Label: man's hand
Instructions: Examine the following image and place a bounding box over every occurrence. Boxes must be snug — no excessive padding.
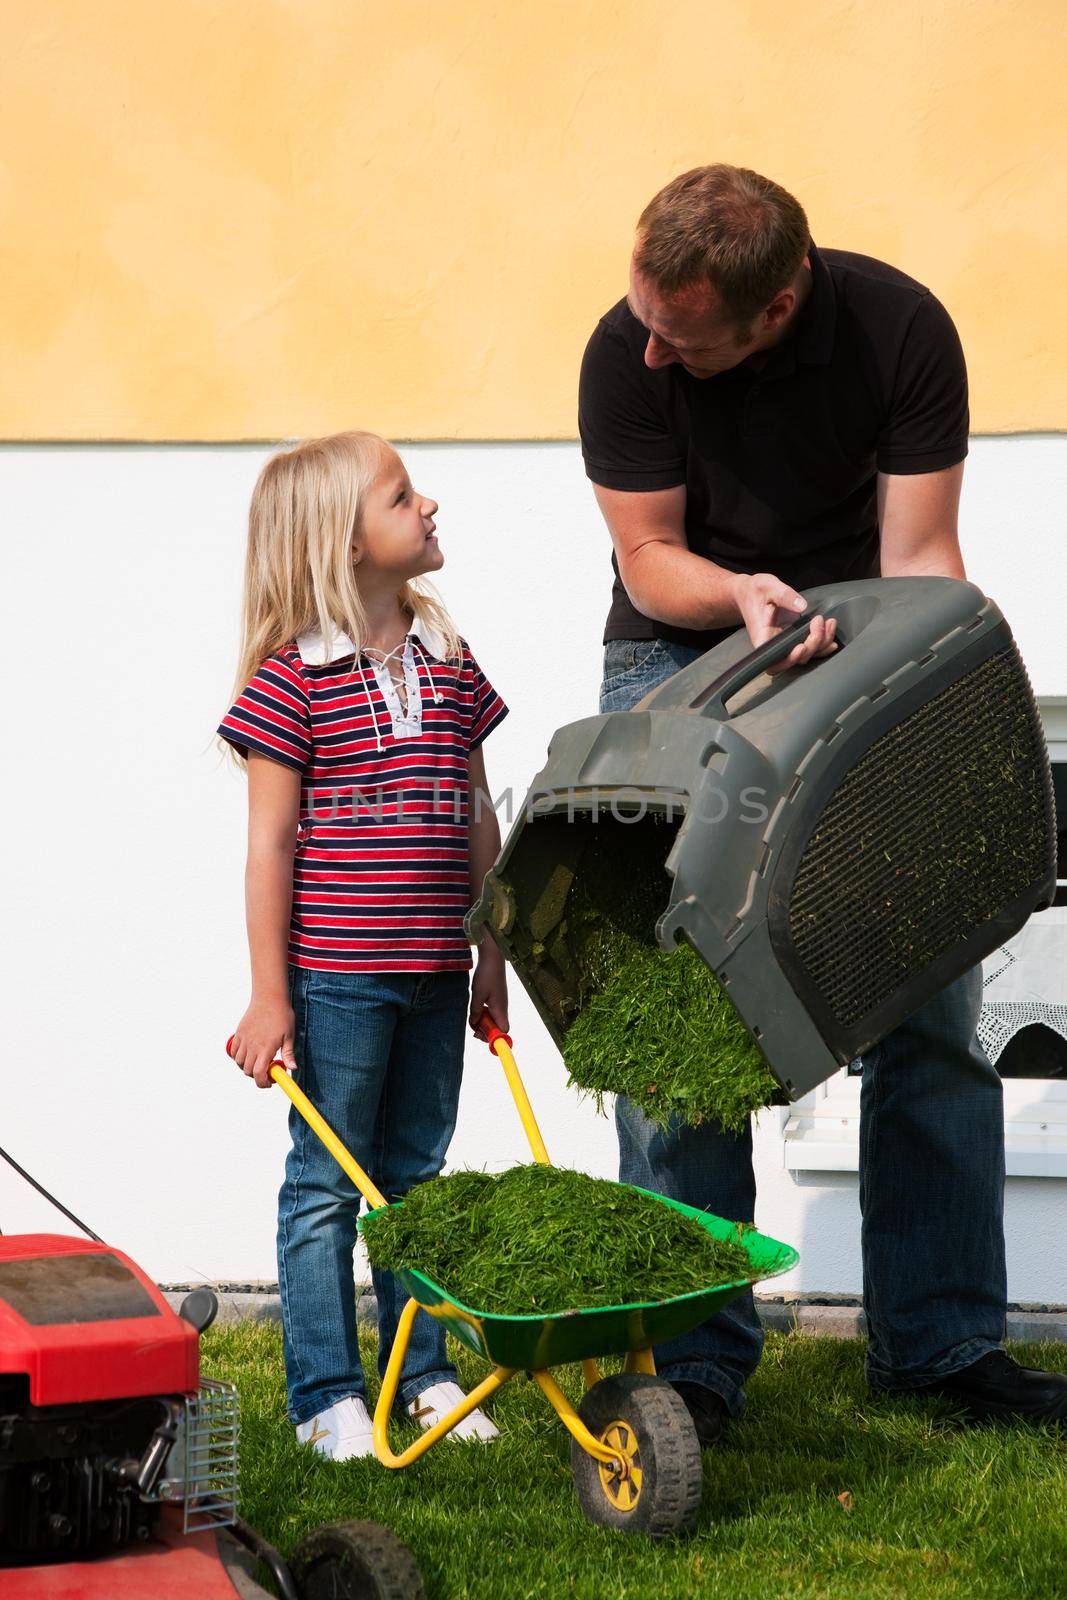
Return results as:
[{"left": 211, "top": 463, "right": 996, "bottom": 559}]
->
[{"left": 731, "top": 572, "right": 838, "bottom": 674}]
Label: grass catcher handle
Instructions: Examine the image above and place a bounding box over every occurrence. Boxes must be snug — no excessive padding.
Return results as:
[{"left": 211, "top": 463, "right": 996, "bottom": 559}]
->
[
  {"left": 225, "top": 1034, "right": 388, "bottom": 1210},
  {"left": 692, "top": 611, "right": 819, "bottom": 720},
  {"left": 473, "top": 1005, "right": 552, "bottom": 1166}
]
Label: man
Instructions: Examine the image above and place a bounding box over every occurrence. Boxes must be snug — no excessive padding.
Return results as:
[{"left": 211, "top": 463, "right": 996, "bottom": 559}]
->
[{"left": 579, "top": 163, "right": 1067, "bottom": 1443}]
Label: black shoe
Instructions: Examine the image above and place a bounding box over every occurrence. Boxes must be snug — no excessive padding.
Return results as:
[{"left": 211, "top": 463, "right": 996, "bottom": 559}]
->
[
  {"left": 906, "top": 1349, "right": 1067, "bottom": 1423},
  {"left": 671, "top": 1380, "right": 729, "bottom": 1447}
]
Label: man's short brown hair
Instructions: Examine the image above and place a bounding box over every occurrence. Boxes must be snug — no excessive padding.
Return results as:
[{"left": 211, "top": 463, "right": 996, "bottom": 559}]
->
[{"left": 635, "top": 164, "right": 810, "bottom": 327}]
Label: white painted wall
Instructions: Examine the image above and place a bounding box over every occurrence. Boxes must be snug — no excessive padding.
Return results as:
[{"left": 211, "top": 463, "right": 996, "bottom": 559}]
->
[{"left": 1, "top": 438, "right": 1064, "bottom": 1300}]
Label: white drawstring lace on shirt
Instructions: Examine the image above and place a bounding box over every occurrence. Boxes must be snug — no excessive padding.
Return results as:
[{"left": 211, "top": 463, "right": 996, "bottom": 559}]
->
[{"left": 358, "top": 634, "right": 444, "bottom": 751}]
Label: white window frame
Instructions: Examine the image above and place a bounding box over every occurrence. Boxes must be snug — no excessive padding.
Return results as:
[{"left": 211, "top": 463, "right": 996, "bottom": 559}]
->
[{"left": 784, "top": 697, "right": 1067, "bottom": 1178}]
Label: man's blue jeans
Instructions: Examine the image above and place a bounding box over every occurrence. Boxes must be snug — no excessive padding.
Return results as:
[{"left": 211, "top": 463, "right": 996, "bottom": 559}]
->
[
  {"left": 278, "top": 964, "right": 469, "bottom": 1423},
  {"left": 601, "top": 637, "right": 1008, "bottom": 1412}
]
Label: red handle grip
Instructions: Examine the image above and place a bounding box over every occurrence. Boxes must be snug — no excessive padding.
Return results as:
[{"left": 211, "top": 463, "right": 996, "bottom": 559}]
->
[{"left": 472, "top": 1004, "right": 512, "bottom": 1051}]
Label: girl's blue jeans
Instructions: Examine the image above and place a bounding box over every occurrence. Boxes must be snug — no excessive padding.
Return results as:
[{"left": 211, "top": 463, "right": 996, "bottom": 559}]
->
[
  {"left": 278, "top": 963, "right": 470, "bottom": 1424},
  {"left": 601, "top": 637, "right": 1007, "bottom": 1414}
]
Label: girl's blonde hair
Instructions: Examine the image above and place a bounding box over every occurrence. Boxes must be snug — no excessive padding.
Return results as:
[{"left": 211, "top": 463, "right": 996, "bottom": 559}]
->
[{"left": 219, "top": 430, "right": 461, "bottom": 764}]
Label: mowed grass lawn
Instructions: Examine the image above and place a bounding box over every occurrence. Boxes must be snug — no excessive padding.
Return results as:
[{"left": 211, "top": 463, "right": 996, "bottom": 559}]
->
[{"left": 203, "top": 1322, "right": 1067, "bottom": 1600}]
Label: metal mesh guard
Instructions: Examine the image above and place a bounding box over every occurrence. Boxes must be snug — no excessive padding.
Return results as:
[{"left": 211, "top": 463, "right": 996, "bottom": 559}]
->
[
  {"left": 787, "top": 647, "right": 1053, "bottom": 1029},
  {"left": 157, "top": 1377, "right": 238, "bottom": 1533}
]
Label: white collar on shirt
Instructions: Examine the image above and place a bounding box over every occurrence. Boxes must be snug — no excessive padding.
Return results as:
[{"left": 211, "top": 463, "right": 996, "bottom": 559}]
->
[{"left": 295, "top": 617, "right": 449, "bottom": 666}]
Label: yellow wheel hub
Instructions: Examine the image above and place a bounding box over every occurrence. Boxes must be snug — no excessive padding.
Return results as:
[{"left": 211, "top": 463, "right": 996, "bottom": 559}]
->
[{"left": 597, "top": 1420, "right": 643, "bottom": 1512}]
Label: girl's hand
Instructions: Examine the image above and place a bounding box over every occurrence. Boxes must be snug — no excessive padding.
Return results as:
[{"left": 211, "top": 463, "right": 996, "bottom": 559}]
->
[
  {"left": 230, "top": 998, "right": 298, "bottom": 1089},
  {"left": 470, "top": 943, "right": 509, "bottom": 1036}
]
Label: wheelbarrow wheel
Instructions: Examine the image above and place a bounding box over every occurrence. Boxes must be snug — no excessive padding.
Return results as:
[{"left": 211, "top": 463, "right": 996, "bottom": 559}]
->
[
  {"left": 570, "top": 1373, "right": 702, "bottom": 1537},
  {"left": 289, "top": 1519, "right": 426, "bottom": 1600}
]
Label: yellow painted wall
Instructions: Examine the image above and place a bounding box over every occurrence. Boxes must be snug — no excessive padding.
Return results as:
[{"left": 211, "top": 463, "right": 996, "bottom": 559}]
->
[{"left": 2, "top": 0, "right": 1064, "bottom": 439}]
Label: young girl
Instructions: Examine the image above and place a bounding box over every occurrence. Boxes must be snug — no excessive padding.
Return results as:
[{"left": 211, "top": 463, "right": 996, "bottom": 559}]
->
[{"left": 218, "top": 430, "right": 509, "bottom": 1460}]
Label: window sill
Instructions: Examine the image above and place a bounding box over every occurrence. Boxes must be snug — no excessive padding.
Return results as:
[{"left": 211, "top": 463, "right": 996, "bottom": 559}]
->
[{"left": 783, "top": 1106, "right": 1067, "bottom": 1177}]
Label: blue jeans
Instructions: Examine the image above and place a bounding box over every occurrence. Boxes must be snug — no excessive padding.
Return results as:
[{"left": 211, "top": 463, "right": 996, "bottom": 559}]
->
[
  {"left": 602, "top": 637, "right": 1007, "bottom": 1411},
  {"left": 278, "top": 964, "right": 470, "bottom": 1423}
]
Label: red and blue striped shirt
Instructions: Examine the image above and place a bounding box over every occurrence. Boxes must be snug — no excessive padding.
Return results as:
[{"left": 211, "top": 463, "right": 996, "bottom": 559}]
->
[{"left": 217, "top": 622, "right": 508, "bottom": 972}]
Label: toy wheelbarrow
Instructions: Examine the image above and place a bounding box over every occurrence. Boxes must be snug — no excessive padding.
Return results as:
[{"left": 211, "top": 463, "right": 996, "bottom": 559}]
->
[{"left": 226, "top": 1018, "right": 797, "bottom": 1537}]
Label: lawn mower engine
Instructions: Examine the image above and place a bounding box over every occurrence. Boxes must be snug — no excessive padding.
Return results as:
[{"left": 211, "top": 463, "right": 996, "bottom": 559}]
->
[
  {"left": 467, "top": 577, "right": 1058, "bottom": 1099},
  {"left": 0, "top": 1232, "right": 233, "bottom": 1568}
]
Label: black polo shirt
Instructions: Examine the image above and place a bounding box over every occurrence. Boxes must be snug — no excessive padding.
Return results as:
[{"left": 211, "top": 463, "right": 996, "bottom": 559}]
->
[{"left": 579, "top": 241, "right": 969, "bottom": 649}]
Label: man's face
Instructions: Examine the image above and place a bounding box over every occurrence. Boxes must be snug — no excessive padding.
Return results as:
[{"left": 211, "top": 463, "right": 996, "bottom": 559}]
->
[{"left": 627, "top": 260, "right": 767, "bottom": 379}]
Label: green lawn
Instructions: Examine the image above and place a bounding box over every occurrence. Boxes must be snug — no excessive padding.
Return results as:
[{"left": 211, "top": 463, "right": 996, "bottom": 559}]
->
[{"left": 203, "top": 1322, "right": 1067, "bottom": 1600}]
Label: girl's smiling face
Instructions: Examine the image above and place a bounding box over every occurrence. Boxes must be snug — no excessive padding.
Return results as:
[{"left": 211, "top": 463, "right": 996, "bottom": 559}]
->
[{"left": 355, "top": 448, "right": 442, "bottom": 578}]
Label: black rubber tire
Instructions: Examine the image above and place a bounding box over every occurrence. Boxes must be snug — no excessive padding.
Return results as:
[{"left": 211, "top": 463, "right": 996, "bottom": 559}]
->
[
  {"left": 289, "top": 1520, "right": 426, "bottom": 1600},
  {"left": 570, "top": 1373, "right": 702, "bottom": 1537}
]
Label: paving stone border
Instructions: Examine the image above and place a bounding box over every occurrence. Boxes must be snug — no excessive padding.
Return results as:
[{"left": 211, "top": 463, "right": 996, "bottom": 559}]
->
[{"left": 162, "top": 1284, "right": 1067, "bottom": 1343}]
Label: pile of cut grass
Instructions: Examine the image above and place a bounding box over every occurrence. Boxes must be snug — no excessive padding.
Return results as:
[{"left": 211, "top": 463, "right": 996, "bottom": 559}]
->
[
  {"left": 560, "top": 857, "right": 782, "bottom": 1133},
  {"left": 361, "top": 1163, "right": 756, "bottom": 1315},
  {"left": 564, "top": 940, "right": 783, "bottom": 1134}
]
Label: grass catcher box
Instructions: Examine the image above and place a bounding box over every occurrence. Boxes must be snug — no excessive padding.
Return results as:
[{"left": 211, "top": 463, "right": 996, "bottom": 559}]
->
[{"left": 466, "top": 578, "right": 1058, "bottom": 1101}]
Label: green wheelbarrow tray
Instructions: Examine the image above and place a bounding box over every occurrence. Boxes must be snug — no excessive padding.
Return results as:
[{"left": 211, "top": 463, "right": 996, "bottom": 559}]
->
[{"left": 360, "top": 1185, "right": 797, "bottom": 1370}]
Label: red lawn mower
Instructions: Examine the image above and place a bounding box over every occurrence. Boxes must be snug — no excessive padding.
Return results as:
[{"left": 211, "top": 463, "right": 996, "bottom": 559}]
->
[{"left": 0, "top": 1146, "right": 425, "bottom": 1599}]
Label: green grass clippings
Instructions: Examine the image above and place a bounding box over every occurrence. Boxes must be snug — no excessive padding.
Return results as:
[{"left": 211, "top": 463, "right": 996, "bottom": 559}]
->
[
  {"left": 563, "top": 939, "right": 782, "bottom": 1134},
  {"left": 557, "top": 839, "right": 781, "bottom": 1133},
  {"left": 361, "top": 1164, "right": 756, "bottom": 1315}
]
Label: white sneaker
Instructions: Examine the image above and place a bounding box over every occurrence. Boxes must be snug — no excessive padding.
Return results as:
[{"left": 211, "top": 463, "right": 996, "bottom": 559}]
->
[
  {"left": 295, "top": 1395, "right": 376, "bottom": 1461},
  {"left": 407, "top": 1380, "right": 499, "bottom": 1442}
]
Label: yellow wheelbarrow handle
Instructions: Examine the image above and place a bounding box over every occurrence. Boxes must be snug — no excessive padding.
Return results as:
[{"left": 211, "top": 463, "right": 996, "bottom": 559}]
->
[
  {"left": 472, "top": 1007, "right": 552, "bottom": 1165},
  {"left": 227, "top": 1008, "right": 551, "bottom": 1200},
  {"left": 225, "top": 1035, "right": 387, "bottom": 1210}
]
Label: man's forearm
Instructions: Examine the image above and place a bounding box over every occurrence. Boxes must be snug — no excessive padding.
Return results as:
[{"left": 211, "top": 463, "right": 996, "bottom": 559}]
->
[{"left": 623, "top": 539, "right": 747, "bottom": 630}]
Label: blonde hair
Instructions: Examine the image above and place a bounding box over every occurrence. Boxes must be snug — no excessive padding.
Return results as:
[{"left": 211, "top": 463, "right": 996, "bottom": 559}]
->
[{"left": 218, "top": 429, "right": 461, "bottom": 765}]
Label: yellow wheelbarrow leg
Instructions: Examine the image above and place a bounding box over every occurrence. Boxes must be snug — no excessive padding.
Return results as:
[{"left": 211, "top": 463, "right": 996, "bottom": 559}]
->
[
  {"left": 581, "top": 1358, "right": 603, "bottom": 1389},
  {"left": 373, "top": 1298, "right": 515, "bottom": 1467},
  {"left": 624, "top": 1347, "right": 656, "bottom": 1376},
  {"left": 531, "top": 1370, "right": 626, "bottom": 1472}
]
